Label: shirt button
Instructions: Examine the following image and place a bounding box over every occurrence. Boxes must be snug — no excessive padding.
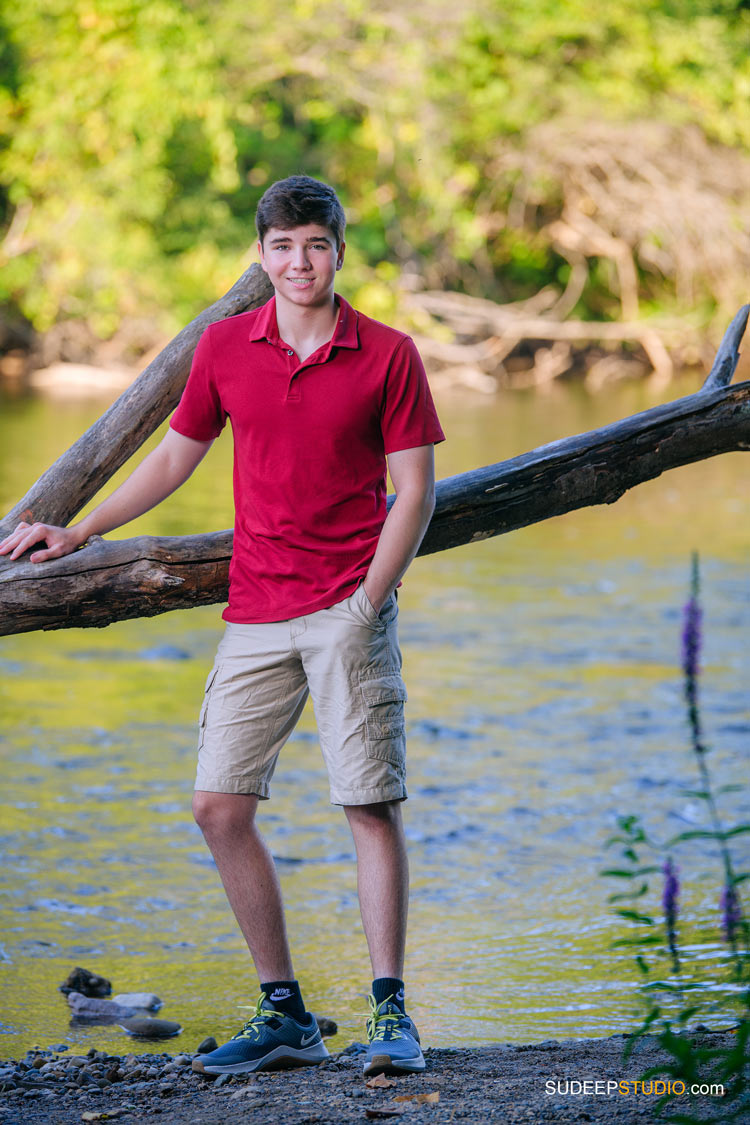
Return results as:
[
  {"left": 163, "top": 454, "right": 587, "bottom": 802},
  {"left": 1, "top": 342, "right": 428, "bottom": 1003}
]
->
[{"left": 287, "top": 349, "right": 294, "bottom": 356}]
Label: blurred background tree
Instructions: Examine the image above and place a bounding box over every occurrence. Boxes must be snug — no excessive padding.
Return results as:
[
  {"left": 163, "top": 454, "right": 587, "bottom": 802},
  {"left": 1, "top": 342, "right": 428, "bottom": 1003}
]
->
[{"left": 1, "top": 0, "right": 748, "bottom": 365}]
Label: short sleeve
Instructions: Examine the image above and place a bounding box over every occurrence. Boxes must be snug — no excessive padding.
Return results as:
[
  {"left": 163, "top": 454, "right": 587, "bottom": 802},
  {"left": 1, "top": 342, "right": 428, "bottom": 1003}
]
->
[
  {"left": 381, "top": 336, "right": 445, "bottom": 454},
  {"left": 170, "top": 325, "right": 227, "bottom": 442}
]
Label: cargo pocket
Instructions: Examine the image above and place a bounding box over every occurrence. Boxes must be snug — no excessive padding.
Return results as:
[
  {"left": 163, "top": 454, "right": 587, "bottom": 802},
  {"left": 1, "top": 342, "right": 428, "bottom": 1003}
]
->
[
  {"left": 360, "top": 671, "right": 407, "bottom": 765},
  {"left": 197, "top": 665, "right": 219, "bottom": 750}
]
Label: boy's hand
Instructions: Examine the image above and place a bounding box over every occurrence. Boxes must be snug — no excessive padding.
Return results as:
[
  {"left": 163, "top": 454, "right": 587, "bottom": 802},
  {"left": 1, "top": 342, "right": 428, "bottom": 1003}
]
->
[{"left": 0, "top": 521, "right": 85, "bottom": 563}]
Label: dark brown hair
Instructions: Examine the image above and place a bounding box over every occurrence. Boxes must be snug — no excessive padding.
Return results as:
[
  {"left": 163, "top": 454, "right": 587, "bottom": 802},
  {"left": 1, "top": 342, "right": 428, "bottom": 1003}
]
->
[{"left": 255, "top": 175, "right": 346, "bottom": 249}]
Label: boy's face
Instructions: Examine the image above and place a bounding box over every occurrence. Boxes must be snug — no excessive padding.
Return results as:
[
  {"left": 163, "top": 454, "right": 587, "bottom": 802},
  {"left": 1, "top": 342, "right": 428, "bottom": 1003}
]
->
[{"left": 258, "top": 224, "right": 345, "bottom": 311}]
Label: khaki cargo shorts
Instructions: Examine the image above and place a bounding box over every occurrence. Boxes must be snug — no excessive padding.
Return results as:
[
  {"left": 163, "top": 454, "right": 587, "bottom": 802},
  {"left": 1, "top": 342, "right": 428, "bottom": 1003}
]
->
[{"left": 194, "top": 583, "right": 407, "bottom": 806}]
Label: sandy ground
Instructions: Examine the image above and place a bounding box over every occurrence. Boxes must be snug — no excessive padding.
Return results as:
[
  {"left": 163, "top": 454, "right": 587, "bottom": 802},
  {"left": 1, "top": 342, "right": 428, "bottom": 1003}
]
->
[{"left": 0, "top": 1030, "right": 738, "bottom": 1124}]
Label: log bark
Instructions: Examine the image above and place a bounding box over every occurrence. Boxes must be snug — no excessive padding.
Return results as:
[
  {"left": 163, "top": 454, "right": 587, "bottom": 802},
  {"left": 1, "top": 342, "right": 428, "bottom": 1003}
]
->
[
  {"left": 0, "top": 265, "right": 273, "bottom": 541},
  {"left": 0, "top": 303, "right": 747, "bottom": 637}
]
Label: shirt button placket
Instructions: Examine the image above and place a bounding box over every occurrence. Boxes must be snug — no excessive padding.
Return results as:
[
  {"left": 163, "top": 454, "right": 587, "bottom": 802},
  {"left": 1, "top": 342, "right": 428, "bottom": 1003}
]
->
[{"left": 286, "top": 349, "right": 301, "bottom": 401}]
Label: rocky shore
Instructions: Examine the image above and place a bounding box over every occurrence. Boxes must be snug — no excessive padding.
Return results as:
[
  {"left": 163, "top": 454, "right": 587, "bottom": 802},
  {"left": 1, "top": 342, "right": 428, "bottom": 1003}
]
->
[{"left": 0, "top": 1029, "right": 736, "bottom": 1124}]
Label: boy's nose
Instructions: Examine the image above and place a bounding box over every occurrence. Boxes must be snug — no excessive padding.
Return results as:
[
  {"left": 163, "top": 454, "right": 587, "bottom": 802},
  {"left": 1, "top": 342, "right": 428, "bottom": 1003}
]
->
[{"left": 291, "top": 247, "right": 311, "bottom": 269}]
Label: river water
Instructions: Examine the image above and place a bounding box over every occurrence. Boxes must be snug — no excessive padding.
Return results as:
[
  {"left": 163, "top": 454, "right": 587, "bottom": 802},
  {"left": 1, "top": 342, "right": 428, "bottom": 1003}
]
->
[{"left": 0, "top": 376, "right": 748, "bottom": 1057}]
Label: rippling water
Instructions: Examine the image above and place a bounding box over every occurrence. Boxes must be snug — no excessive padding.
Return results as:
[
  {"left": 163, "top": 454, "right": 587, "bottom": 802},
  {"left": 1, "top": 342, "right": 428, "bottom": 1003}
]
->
[{"left": 1, "top": 376, "right": 748, "bottom": 1056}]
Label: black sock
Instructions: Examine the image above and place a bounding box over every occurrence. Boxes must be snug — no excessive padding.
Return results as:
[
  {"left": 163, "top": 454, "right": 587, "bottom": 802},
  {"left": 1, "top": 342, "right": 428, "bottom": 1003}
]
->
[
  {"left": 372, "top": 976, "right": 405, "bottom": 1013},
  {"left": 260, "top": 979, "right": 307, "bottom": 1022}
]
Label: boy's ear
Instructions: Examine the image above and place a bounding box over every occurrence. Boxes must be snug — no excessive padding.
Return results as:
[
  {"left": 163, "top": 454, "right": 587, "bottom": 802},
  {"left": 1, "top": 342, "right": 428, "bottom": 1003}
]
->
[
  {"left": 258, "top": 239, "right": 267, "bottom": 270},
  {"left": 336, "top": 240, "right": 346, "bottom": 270}
]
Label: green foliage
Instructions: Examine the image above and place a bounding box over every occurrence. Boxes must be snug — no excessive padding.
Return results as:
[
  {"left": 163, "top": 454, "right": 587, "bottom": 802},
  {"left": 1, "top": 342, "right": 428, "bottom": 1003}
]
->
[{"left": 1, "top": 0, "right": 749, "bottom": 343}]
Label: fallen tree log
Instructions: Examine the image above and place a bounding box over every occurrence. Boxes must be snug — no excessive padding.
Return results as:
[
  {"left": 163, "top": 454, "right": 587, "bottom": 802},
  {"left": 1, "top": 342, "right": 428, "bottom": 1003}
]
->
[
  {"left": 1, "top": 304, "right": 747, "bottom": 636},
  {"left": 0, "top": 265, "right": 273, "bottom": 541}
]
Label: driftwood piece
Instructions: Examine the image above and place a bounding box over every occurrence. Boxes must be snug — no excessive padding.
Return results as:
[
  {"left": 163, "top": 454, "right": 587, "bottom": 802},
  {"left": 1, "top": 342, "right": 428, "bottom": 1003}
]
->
[
  {"left": 0, "top": 302, "right": 747, "bottom": 637},
  {"left": 411, "top": 290, "right": 676, "bottom": 384},
  {"left": 0, "top": 265, "right": 273, "bottom": 541}
]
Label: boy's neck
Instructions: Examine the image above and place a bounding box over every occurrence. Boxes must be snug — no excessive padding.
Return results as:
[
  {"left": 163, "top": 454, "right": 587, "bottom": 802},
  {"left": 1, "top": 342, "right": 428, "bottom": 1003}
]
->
[{"left": 274, "top": 293, "right": 339, "bottom": 362}]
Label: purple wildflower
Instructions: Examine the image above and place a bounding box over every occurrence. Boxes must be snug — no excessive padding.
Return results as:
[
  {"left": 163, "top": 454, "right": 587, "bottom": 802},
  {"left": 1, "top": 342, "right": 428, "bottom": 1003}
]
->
[
  {"left": 681, "top": 595, "right": 702, "bottom": 686},
  {"left": 720, "top": 882, "right": 742, "bottom": 946},
  {"left": 662, "top": 857, "right": 680, "bottom": 973},
  {"left": 682, "top": 553, "right": 704, "bottom": 754}
]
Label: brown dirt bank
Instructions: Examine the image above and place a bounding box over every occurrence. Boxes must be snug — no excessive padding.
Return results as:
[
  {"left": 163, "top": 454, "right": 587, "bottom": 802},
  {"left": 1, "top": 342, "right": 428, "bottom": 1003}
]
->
[{"left": 0, "top": 1030, "right": 736, "bottom": 1124}]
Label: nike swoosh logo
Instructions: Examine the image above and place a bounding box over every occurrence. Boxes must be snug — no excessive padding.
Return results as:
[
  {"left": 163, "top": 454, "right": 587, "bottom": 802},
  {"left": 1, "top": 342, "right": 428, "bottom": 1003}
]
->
[{"left": 300, "top": 1030, "right": 320, "bottom": 1047}]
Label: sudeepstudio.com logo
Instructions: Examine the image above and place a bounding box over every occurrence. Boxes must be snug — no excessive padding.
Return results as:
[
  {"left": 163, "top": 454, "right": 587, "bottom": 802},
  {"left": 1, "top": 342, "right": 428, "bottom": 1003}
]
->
[{"left": 545, "top": 1079, "right": 725, "bottom": 1098}]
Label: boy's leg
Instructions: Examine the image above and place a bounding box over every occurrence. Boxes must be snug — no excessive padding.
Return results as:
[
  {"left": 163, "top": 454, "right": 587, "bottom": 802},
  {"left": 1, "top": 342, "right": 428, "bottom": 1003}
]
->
[
  {"left": 344, "top": 799, "right": 409, "bottom": 979},
  {"left": 190, "top": 622, "right": 329, "bottom": 1074},
  {"left": 192, "top": 791, "right": 294, "bottom": 981},
  {"left": 345, "top": 799, "right": 424, "bottom": 1076},
  {"left": 301, "top": 585, "right": 424, "bottom": 1075}
]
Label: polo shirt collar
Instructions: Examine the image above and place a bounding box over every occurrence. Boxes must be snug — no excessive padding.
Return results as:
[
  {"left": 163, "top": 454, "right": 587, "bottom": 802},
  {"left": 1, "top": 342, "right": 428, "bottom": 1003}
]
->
[{"left": 248, "top": 294, "right": 360, "bottom": 350}]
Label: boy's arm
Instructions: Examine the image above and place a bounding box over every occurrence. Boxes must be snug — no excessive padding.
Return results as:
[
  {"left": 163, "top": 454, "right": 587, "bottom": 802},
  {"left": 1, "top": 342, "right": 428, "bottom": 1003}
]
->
[
  {"left": 0, "top": 428, "right": 214, "bottom": 564},
  {"left": 363, "top": 444, "right": 436, "bottom": 613}
]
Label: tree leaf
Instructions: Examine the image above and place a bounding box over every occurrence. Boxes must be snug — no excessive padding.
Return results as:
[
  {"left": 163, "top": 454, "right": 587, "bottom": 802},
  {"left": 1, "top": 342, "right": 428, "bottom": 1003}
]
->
[
  {"left": 615, "top": 909, "right": 655, "bottom": 925},
  {"left": 366, "top": 1074, "right": 397, "bottom": 1089},
  {"left": 394, "top": 1092, "right": 440, "bottom": 1104}
]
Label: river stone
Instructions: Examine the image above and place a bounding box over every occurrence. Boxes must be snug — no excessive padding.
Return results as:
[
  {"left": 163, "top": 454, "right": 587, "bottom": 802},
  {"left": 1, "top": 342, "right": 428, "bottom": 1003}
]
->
[
  {"left": 67, "top": 992, "right": 136, "bottom": 1022},
  {"left": 313, "top": 1014, "right": 338, "bottom": 1037},
  {"left": 59, "top": 967, "right": 112, "bottom": 998},
  {"left": 118, "top": 1017, "right": 182, "bottom": 1039},
  {"left": 112, "top": 992, "right": 162, "bottom": 1011},
  {"left": 196, "top": 1037, "right": 218, "bottom": 1054}
]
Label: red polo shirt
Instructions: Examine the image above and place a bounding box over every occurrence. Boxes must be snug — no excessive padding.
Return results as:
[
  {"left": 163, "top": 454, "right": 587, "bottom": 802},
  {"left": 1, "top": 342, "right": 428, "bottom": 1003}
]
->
[{"left": 170, "top": 295, "right": 445, "bottom": 623}]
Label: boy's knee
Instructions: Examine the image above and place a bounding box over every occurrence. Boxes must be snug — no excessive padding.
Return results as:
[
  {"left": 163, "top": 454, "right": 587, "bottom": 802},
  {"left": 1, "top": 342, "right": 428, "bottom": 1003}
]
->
[
  {"left": 345, "top": 799, "right": 403, "bottom": 832},
  {"left": 192, "top": 790, "right": 258, "bottom": 837}
]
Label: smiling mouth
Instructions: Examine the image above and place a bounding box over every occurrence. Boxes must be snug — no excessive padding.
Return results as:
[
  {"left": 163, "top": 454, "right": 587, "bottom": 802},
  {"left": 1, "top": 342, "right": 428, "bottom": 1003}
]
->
[{"left": 288, "top": 277, "right": 314, "bottom": 284}]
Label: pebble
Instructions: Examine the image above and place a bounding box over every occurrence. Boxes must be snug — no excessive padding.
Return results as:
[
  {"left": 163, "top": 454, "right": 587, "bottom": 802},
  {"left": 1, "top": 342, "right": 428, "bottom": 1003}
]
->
[
  {"left": 112, "top": 992, "right": 162, "bottom": 1011},
  {"left": 197, "top": 1037, "right": 218, "bottom": 1054},
  {"left": 118, "top": 1018, "right": 182, "bottom": 1039}
]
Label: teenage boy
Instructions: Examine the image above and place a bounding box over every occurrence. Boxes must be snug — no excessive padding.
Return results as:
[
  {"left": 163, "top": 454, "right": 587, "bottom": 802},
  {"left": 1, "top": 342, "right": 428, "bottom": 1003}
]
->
[{"left": 0, "top": 175, "right": 445, "bottom": 1077}]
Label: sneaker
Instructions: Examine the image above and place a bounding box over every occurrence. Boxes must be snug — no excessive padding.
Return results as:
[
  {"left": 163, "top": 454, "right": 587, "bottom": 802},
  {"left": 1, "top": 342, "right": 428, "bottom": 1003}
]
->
[
  {"left": 363, "top": 993, "right": 426, "bottom": 1076},
  {"left": 192, "top": 993, "right": 329, "bottom": 1075}
]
